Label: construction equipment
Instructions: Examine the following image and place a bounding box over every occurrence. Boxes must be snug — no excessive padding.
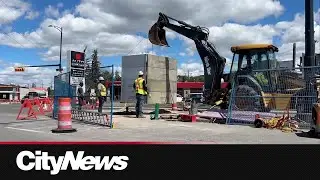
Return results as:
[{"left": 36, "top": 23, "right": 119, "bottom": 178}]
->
[
  {"left": 148, "top": 12, "right": 307, "bottom": 112},
  {"left": 254, "top": 111, "right": 299, "bottom": 133}
]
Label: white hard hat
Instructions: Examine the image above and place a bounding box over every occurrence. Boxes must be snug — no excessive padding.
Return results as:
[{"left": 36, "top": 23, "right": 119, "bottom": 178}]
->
[
  {"left": 99, "top": 76, "right": 104, "bottom": 81},
  {"left": 138, "top": 71, "right": 144, "bottom": 75}
]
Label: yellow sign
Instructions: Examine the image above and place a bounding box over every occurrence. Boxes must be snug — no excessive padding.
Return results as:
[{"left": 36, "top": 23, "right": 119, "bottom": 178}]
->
[{"left": 14, "top": 67, "right": 25, "bottom": 72}]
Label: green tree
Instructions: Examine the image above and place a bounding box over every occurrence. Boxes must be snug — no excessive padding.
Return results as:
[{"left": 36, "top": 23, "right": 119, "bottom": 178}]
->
[
  {"left": 115, "top": 70, "right": 121, "bottom": 81},
  {"left": 101, "top": 70, "right": 112, "bottom": 81},
  {"left": 85, "top": 49, "right": 100, "bottom": 91}
]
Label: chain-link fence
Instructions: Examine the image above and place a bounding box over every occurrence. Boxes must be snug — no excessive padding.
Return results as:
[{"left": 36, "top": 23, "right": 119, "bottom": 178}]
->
[{"left": 227, "top": 66, "right": 320, "bottom": 129}]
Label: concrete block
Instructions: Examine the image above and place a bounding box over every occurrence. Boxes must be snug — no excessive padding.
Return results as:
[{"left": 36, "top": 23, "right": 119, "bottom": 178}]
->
[
  {"left": 147, "top": 68, "right": 177, "bottom": 82},
  {"left": 147, "top": 54, "right": 177, "bottom": 70},
  {"left": 122, "top": 54, "right": 146, "bottom": 68},
  {"left": 168, "top": 81, "right": 177, "bottom": 92},
  {"left": 168, "top": 70, "right": 177, "bottom": 81},
  {"left": 147, "top": 91, "right": 167, "bottom": 104},
  {"left": 147, "top": 81, "right": 166, "bottom": 92},
  {"left": 121, "top": 54, "right": 178, "bottom": 104},
  {"left": 147, "top": 67, "right": 166, "bottom": 81}
]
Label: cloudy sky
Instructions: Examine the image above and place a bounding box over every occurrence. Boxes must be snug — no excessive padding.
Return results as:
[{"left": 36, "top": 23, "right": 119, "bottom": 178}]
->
[{"left": 0, "top": 0, "right": 320, "bottom": 88}]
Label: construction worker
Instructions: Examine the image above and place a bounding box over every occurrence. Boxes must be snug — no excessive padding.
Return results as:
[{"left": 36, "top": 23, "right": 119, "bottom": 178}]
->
[
  {"left": 97, "top": 76, "right": 107, "bottom": 113},
  {"left": 133, "top": 71, "right": 148, "bottom": 118},
  {"left": 77, "top": 82, "right": 84, "bottom": 110}
]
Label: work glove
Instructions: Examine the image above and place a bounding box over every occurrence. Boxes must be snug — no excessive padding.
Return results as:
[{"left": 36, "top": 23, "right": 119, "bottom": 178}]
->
[{"left": 148, "top": 93, "right": 151, "bottom": 98}]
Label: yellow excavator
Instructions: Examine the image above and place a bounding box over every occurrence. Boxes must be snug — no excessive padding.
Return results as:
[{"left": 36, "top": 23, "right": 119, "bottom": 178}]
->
[{"left": 148, "top": 12, "right": 308, "bottom": 113}]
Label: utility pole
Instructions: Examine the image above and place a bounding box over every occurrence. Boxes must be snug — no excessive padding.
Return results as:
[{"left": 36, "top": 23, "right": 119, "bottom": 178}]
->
[{"left": 305, "top": 0, "right": 315, "bottom": 67}]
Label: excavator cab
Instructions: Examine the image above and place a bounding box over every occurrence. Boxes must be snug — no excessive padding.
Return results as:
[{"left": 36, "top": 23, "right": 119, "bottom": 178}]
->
[
  {"left": 229, "top": 44, "right": 304, "bottom": 111},
  {"left": 229, "top": 44, "right": 279, "bottom": 93}
]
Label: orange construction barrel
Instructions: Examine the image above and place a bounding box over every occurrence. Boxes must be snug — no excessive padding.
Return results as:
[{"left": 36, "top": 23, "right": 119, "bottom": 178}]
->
[{"left": 51, "top": 97, "right": 77, "bottom": 133}]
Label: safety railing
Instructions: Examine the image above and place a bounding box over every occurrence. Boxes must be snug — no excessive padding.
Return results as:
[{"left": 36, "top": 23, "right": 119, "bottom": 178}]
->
[{"left": 227, "top": 66, "right": 320, "bottom": 129}]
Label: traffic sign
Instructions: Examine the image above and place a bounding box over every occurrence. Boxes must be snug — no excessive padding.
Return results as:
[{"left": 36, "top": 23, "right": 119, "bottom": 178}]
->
[
  {"left": 71, "top": 69, "right": 85, "bottom": 77},
  {"left": 14, "top": 67, "right": 25, "bottom": 72},
  {"left": 70, "top": 77, "right": 84, "bottom": 85}
]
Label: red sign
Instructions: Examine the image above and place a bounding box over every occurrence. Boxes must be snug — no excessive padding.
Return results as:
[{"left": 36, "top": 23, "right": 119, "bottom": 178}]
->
[
  {"left": 75, "top": 53, "right": 82, "bottom": 61},
  {"left": 70, "top": 51, "right": 85, "bottom": 69}
]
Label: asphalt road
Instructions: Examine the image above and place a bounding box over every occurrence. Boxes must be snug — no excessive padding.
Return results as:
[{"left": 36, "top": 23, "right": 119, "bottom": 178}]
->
[{"left": 1, "top": 104, "right": 320, "bottom": 143}]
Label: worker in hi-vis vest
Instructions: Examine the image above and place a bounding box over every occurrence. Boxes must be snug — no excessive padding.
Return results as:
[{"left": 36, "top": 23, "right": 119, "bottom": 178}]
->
[
  {"left": 97, "top": 76, "right": 107, "bottom": 113},
  {"left": 133, "top": 71, "right": 149, "bottom": 118}
]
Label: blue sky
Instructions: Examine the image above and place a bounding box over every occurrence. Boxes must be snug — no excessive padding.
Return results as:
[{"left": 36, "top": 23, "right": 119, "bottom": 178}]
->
[{"left": 0, "top": 0, "right": 319, "bottom": 86}]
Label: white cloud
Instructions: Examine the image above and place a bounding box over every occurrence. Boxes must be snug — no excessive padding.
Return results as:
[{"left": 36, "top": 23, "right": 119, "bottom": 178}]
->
[
  {"left": 179, "top": 52, "right": 186, "bottom": 56},
  {"left": 0, "top": 63, "right": 59, "bottom": 87},
  {"left": 57, "top": 3, "right": 64, "bottom": 8},
  {"left": 25, "top": 10, "right": 40, "bottom": 20},
  {"left": 45, "top": 5, "right": 60, "bottom": 18},
  {"left": 275, "top": 9, "right": 320, "bottom": 64},
  {"left": 0, "top": 0, "right": 297, "bottom": 82},
  {"left": 0, "top": 0, "right": 30, "bottom": 25},
  {"left": 0, "top": 0, "right": 285, "bottom": 60},
  {"left": 178, "top": 61, "right": 204, "bottom": 76},
  {"left": 180, "top": 23, "right": 278, "bottom": 60}
]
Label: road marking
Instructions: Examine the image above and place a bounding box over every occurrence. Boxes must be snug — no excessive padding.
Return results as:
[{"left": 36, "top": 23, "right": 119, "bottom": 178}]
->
[
  {"left": 168, "top": 124, "right": 193, "bottom": 128},
  {"left": 5, "top": 127, "right": 44, "bottom": 133}
]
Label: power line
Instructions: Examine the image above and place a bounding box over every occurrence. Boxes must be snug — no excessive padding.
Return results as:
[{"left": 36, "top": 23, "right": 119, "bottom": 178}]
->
[
  {"left": 0, "top": 0, "right": 41, "bottom": 48},
  {"left": 127, "top": 38, "right": 147, "bottom": 55}
]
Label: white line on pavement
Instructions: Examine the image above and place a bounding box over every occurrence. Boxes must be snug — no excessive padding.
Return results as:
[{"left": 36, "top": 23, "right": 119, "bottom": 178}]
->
[
  {"left": 168, "top": 124, "right": 193, "bottom": 128},
  {"left": 5, "top": 126, "right": 45, "bottom": 133}
]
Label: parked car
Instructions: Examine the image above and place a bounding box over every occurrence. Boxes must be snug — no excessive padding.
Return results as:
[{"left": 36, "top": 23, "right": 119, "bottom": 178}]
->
[{"left": 20, "top": 91, "right": 47, "bottom": 104}]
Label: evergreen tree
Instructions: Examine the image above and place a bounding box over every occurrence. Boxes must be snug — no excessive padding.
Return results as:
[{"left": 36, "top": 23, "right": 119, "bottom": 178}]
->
[
  {"left": 85, "top": 49, "right": 100, "bottom": 91},
  {"left": 115, "top": 70, "right": 121, "bottom": 81}
]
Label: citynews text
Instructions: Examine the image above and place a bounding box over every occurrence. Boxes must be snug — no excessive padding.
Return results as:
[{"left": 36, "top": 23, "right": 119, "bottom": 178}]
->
[{"left": 16, "top": 150, "right": 129, "bottom": 175}]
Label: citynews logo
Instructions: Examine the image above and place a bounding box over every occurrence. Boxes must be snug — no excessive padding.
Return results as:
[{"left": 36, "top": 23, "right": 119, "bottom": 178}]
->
[{"left": 16, "top": 151, "right": 129, "bottom": 175}]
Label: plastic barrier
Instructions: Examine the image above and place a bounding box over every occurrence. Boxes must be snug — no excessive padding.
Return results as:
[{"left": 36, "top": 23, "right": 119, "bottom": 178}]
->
[
  {"left": 52, "top": 97, "right": 77, "bottom": 133},
  {"left": 33, "top": 98, "right": 45, "bottom": 115},
  {"left": 16, "top": 99, "right": 38, "bottom": 120},
  {"left": 171, "top": 103, "right": 178, "bottom": 110},
  {"left": 40, "top": 97, "right": 53, "bottom": 113}
]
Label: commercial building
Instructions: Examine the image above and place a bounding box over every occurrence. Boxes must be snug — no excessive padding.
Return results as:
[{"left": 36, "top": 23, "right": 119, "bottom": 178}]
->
[
  {"left": 0, "top": 84, "right": 20, "bottom": 101},
  {"left": 0, "top": 84, "right": 48, "bottom": 102}
]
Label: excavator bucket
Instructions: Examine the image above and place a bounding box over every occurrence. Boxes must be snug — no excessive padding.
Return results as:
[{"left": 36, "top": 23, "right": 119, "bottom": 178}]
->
[{"left": 148, "top": 23, "right": 169, "bottom": 46}]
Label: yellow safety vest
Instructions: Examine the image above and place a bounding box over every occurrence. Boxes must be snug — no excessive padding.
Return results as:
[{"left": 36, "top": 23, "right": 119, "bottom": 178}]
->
[
  {"left": 135, "top": 78, "right": 147, "bottom": 95},
  {"left": 100, "top": 83, "right": 107, "bottom": 97}
]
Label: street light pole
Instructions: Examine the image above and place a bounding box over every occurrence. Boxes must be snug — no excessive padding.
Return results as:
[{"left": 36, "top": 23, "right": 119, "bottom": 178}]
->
[
  {"left": 48, "top": 25, "right": 63, "bottom": 73},
  {"left": 59, "top": 27, "right": 63, "bottom": 73}
]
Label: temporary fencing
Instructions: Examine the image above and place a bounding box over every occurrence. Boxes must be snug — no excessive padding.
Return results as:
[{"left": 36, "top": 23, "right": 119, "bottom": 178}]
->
[
  {"left": 72, "top": 109, "right": 110, "bottom": 126},
  {"left": 53, "top": 65, "right": 116, "bottom": 128},
  {"left": 53, "top": 72, "right": 75, "bottom": 119},
  {"left": 16, "top": 97, "right": 53, "bottom": 120},
  {"left": 227, "top": 66, "right": 319, "bottom": 129}
]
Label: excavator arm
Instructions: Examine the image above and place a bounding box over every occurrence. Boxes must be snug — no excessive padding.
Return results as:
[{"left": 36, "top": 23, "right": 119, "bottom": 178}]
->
[{"left": 148, "top": 12, "right": 227, "bottom": 105}]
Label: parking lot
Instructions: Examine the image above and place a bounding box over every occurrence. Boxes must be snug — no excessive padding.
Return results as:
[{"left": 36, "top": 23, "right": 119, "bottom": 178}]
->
[{"left": 0, "top": 104, "right": 320, "bottom": 144}]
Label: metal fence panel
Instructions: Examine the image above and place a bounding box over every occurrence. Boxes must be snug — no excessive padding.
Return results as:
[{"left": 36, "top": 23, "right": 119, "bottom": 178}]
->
[
  {"left": 53, "top": 72, "right": 75, "bottom": 119},
  {"left": 71, "top": 65, "right": 116, "bottom": 127},
  {"left": 227, "top": 66, "right": 320, "bottom": 129}
]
